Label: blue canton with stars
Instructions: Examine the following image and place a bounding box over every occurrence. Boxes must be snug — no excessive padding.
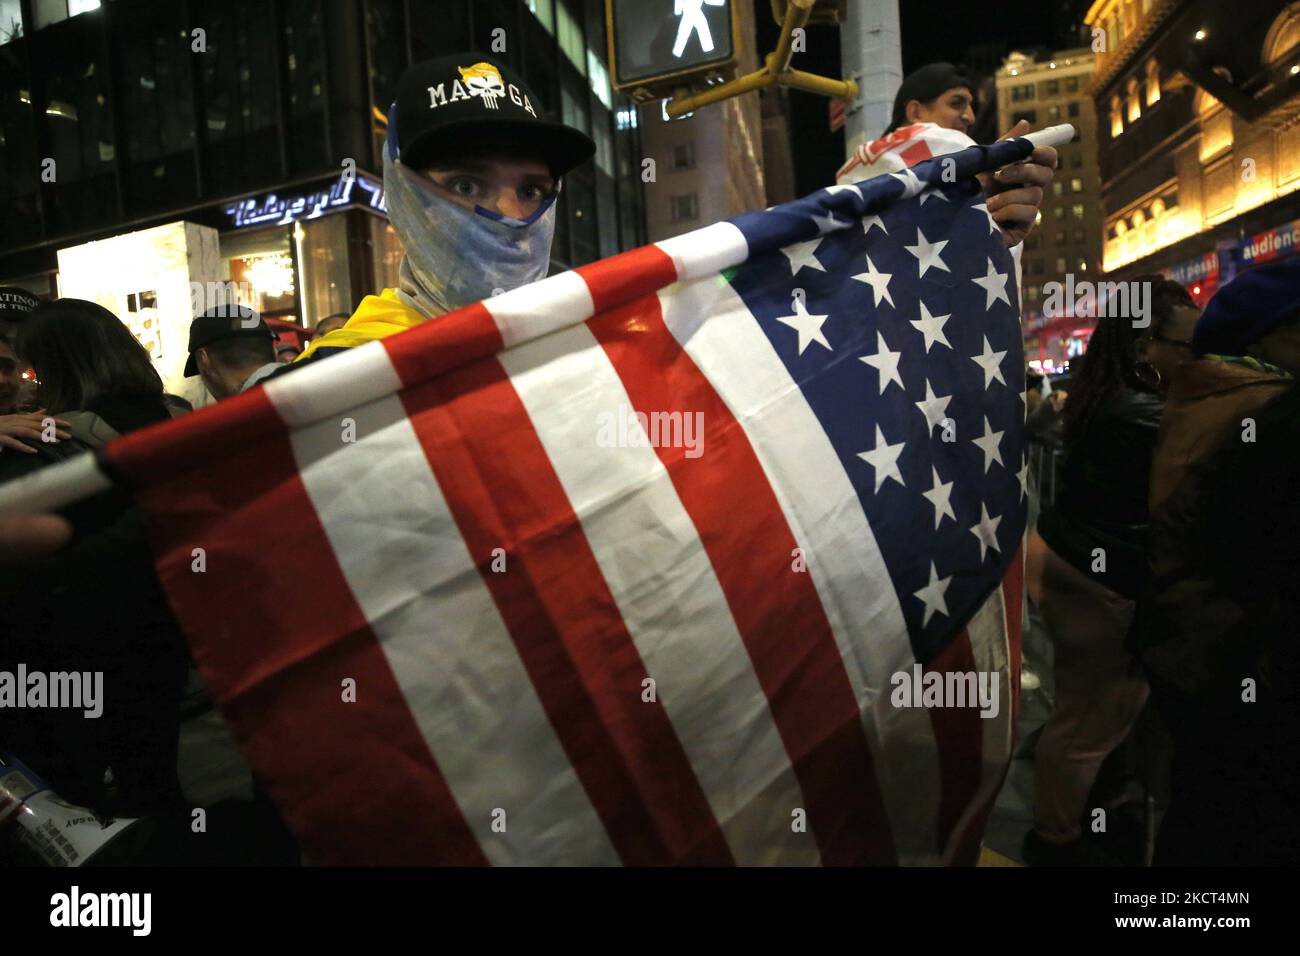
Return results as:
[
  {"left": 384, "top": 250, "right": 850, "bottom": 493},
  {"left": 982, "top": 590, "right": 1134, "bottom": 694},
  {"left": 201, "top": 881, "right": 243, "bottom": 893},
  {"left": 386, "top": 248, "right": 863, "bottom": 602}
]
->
[{"left": 727, "top": 139, "right": 1031, "bottom": 664}]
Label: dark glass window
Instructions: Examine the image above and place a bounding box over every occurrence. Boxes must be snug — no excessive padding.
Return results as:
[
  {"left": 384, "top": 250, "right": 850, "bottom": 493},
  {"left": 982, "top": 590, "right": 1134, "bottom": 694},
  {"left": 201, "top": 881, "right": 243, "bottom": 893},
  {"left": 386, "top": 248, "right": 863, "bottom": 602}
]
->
[
  {"left": 200, "top": 1, "right": 283, "bottom": 195},
  {"left": 409, "top": 0, "right": 469, "bottom": 64},
  {"left": 42, "top": 13, "right": 117, "bottom": 232},
  {"left": 522, "top": 16, "right": 559, "bottom": 112},
  {"left": 284, "top": 0, "right": 327, "bottom": 175},
  {"left": 565, "top": 161, "right": 597, "bottom": 264},
  {"left": 1068, "top": 101, "right": 1080, "bottom": 118},
  {"left": 366, "top": 0, "right": 407, "bottom": 114},
  {"left": 117, "top": 1, "right": 197, "bottom": 214},
  {"left": 0, "top": 34, "right": 43, "bottom": 247},
  {"left": 473, "top": 0, "right": 519, "bottom": 69}
]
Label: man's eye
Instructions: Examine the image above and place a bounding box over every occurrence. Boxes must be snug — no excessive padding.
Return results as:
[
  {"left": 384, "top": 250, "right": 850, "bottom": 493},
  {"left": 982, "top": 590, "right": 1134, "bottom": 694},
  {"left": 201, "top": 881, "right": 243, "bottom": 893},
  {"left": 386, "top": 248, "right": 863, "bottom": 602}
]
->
[
  {"left": 521, "top": 186, "right": 547, "bottom": 202},
  {"left": 449, "top": 178, "right": 478, "bottom": 196}
]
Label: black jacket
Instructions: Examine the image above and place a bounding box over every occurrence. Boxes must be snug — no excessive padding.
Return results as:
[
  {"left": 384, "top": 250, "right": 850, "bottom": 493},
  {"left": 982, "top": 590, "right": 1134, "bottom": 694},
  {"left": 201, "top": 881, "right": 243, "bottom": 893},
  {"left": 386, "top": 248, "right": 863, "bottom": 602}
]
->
[
  {"left": 0, "top": 393, "right": 190, "bottom": 818},
  {"left": 1036, "top": 385, "right": 1163, "bottom": 600}
]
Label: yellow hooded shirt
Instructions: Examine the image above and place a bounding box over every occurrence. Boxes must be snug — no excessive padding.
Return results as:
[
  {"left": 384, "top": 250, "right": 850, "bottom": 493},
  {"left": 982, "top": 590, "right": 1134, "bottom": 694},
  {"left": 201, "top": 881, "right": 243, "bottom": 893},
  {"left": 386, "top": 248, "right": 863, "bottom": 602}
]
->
[{"left": 296, "top": 288, "right": 437, "bottom": 361}]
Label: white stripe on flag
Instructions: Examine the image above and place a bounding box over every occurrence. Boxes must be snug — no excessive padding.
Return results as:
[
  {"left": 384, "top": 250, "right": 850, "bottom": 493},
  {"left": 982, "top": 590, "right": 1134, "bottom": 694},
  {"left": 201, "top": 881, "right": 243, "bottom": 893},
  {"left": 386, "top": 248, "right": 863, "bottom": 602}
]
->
[
  {"left": 496, "top": 322, "right": 819, "bottom": 866},
  {"left": 658, "top": 273, "right": 946, "bottom": 865},
  {"left": 941, "top": 574, "right": 1014, "bottom": 863},
  {"left": 286, "top": 390, "right": 620, "bottom": 866},
  {"left": 656, "top": 224, "right": 750, "bottom": 282},
  {"left": 489, "top": 270, "right": 595, "bottom": 349}
]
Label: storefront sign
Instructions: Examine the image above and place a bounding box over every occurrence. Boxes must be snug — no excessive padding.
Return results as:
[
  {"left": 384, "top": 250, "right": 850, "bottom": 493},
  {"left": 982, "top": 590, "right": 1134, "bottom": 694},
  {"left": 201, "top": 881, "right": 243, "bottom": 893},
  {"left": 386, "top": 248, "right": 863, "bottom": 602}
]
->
[
  {"left": 224, "top": 171, "right": 386, "bottom": 229},
  {"left": 1161, "top": 250, "right": 1219, "bottom": 287},
  {"left": 1240, "top": 217, "right": 1300, "bottom": 266}
]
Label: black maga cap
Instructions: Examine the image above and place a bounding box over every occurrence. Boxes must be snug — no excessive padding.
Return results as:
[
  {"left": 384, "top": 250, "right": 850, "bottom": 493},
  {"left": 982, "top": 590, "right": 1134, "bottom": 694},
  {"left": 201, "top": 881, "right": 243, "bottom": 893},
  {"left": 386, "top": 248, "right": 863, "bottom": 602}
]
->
[
  {"left": 389, "top": 54, "right": 595, "bottom": 177},
  {"left": 0, "top": 286, "right": 40, "bottom": 321},
  {"left": 185, "top": 305, "right": 274, "bottom": 376},
  {"left": 886, "top": 62, "right": 976, "bottom": 133}
]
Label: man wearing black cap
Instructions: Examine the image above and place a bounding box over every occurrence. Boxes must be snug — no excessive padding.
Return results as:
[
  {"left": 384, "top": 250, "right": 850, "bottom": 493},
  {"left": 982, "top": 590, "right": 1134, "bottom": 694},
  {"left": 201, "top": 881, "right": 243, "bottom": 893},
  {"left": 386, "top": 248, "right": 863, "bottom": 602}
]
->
[
  {"left": 884, "top": 62, "right": 977, "bottom": 137},
  {"left": 838, "top": 62, "right": 1056, "bottom": 250},
  {"left": 293, "top": 54, "right": 595, "bottom": 366},
  {"left": 185, "top": 306, "right": 280, "bottom": 400},
  {"left": 0, "top": 286, "right": 40, "bottom": 346}
]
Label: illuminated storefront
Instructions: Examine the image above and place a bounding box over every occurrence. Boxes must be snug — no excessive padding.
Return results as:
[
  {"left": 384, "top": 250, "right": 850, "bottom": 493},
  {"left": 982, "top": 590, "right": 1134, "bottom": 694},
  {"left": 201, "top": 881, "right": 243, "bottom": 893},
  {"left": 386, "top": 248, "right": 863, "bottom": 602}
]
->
[{"left": 0, "top": 0, "right": 646, "bottom": 379}]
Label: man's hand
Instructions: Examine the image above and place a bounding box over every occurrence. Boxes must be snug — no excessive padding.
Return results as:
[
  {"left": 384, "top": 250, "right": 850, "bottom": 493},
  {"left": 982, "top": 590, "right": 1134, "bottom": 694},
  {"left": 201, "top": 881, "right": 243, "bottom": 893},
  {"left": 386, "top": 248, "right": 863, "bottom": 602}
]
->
[
  {"left": 0, "top": 514, "right": 71, "bottom": 563},
  {"left": 978, "top": 119, "right": 1059, "bottom": 248},
  {"left": 0, "top": 411, "right": 71, "bottom": 454}
]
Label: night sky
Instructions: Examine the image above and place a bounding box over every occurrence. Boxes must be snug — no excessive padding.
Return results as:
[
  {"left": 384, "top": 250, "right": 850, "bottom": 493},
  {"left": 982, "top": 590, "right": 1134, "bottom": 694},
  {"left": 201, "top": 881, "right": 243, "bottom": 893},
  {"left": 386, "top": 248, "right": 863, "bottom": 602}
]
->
[{"left": 753, "top": 0, "right": 1095, "bottom": 194}]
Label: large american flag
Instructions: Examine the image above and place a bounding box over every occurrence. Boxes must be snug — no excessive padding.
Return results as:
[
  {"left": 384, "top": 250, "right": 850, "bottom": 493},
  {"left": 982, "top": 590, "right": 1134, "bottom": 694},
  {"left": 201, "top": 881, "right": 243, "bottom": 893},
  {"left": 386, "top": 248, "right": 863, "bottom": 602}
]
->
[{"left": 4, "top": 134, "right": 1044, "bottom": 866}]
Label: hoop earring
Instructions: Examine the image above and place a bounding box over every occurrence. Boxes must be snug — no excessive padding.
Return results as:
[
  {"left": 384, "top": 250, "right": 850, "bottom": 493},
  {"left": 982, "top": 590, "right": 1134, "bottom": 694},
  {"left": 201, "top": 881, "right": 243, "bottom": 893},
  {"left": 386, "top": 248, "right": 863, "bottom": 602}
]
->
[{"left": 1134, "top": 361, "right": 1163, "bottom": 391}]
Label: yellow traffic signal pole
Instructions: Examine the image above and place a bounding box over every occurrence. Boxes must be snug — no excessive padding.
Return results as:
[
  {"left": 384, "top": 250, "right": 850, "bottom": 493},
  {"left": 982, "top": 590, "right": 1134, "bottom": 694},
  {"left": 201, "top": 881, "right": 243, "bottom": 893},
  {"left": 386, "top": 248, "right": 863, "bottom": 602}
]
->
[{"left": 663, "top": 0, "right": 857, "bottom": 119}]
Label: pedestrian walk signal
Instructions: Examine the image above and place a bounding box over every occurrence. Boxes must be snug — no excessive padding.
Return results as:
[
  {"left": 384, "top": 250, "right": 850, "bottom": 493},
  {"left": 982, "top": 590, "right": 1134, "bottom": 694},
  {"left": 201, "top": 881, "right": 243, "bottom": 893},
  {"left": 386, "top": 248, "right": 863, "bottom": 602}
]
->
[{"left": 606, "top": 0, "right": 740, "bottom": 99}]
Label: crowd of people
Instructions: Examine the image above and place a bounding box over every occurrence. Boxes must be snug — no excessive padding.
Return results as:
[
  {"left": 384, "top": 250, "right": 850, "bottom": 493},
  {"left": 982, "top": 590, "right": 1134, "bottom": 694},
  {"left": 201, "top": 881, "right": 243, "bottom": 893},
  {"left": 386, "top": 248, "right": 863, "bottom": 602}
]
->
[{"left": 0, "top": 51, "right": 1295, "bottom": 867}]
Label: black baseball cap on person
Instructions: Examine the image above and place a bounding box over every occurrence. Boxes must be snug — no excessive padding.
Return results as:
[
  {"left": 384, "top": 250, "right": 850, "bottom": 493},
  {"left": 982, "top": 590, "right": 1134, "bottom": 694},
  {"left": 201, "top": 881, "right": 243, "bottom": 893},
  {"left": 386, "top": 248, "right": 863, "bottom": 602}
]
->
[
  {"left": 885, "top": 63, "right": 976, "bottom": 134},
  {"left": 388, "top": 54, "right": 595, "bottom": 177},
  {"left": 185, "top": 305, "right": 275, "bottom": 376},
  {"left": 0, "top": 286, "right": 40, "bottom": 323}
]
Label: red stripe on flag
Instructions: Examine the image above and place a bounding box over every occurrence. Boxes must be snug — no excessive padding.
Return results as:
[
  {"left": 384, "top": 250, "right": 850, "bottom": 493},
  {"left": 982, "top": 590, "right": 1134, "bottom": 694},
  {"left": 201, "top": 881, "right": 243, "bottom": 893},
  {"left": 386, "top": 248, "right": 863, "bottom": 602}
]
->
[
  {"left": 399, "top": 358, "right": 734, "bottom": 866},
  {"left": 383, "top": 301, "right": 504, "bottom": 385},
  {"left": 581, "top": 245, "right": 681, "bottom": 314},
  {"left": 899, "top": 140, "right": 934, "bottom": 166},
  {"left": 117, "top": 392, "right": 487, "bottom": 866},
  {"left": 586, "top": 280, "right": 899, "bottom": 865},
  {"left": 939, "top": 551, "right": 1025, "bottom": 866}
]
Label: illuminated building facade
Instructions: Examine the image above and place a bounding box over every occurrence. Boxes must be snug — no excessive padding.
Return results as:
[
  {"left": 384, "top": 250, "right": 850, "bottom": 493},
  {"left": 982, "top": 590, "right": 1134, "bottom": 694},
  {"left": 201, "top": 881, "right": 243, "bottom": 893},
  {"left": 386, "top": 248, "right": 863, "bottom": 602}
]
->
[
  {"left": 0, "top": 0, "right": 647, "bottom": 330},
  {"left": 1085, "top": 0, "right": 1300, "bottom": 304},
  {"left": 996, "top": 46, "right": 1103, "bottom": 373}
]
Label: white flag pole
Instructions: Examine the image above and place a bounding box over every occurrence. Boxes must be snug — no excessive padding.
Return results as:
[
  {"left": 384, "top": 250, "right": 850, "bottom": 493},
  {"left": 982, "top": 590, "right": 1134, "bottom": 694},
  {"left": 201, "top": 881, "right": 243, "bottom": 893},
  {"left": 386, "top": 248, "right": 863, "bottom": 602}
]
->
[{"left": 0, "top": 453, "right": 112, "bottom": 520}]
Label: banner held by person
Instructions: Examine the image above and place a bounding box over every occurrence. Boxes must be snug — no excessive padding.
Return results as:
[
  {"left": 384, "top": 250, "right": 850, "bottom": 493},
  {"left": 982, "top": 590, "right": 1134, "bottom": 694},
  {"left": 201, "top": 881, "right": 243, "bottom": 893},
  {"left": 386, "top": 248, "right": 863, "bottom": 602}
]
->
[{"left": 0, "top": 126, "right": 1074, "bottom": 866}]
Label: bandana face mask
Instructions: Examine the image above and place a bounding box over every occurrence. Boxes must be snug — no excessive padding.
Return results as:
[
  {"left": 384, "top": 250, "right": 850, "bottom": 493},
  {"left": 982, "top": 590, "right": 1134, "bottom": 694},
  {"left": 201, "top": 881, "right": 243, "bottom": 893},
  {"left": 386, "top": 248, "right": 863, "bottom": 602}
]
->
[{"left": 382, "top": 138, "right": 558, "bottom": 318}]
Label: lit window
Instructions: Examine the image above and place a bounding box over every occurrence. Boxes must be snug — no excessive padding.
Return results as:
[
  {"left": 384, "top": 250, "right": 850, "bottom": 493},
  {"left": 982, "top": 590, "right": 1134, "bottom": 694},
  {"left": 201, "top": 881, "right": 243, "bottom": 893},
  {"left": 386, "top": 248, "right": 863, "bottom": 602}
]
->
[
  {"left": 587, "top": 50, "right": 612, "bottom": 109},
  {"left": 1072, "top": 203, "right": 1085, "bottom": 221},
  {"left": 1071, "top": 177, "right": 1083, "bottom": 192},
  {"left": 1126, "top": 77, "right": 1141, "bottom": 122},
  {"left": 1145, "top": 60, "right": 1161, "bottom": 105},
  {"left": 1110, "top": 96, "right": 1124, "bottom": 137},
  {"left": 527, "top": 0, "right": 555, "bottom": 34}
]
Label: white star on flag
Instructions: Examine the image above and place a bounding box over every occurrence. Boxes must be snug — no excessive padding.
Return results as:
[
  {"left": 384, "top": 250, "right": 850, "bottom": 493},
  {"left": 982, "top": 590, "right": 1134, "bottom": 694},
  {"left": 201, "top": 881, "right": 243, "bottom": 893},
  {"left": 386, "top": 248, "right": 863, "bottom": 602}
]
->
[
  {"left": 1017, "top": 454, "right": 1030, "bottom": 501},
  {"left": 890, "top": 166, "right": 924, "bottom": 198},
  {"left": 971, "top": 257, "right": 1011, "bottom": 310},
  {"left": 904, "top": 227, "right": 951, "bottom": 278},
  {"left": 781, "top": 237, "right": 826, "bottom": 276},
  {"left": 918, "top": 187, "right": 950, "bottom": 205},
  {"left": 914, "top": 380, "right": 952, "bottom": 434},
  {"left": 972, "top": 416, "right": 1006, "bottom": 473},
  {"left": 812, "top": 212, "right": 852, "bottom": 234},
  {"left": 774, "top": 297, "right": 832, "bottom": 355},
  {"left": 970, "top": 335, "right": 1008, "bottom": 389},
  {"left": 858, "top": 425, "right": 906, "bottom": 493},
  {"left": 969, "top": 503, "right": 1003, "bottom": 561},
  {"left": 859, "top": 332, "right": 904, "bottom": 394},
  {"left": 922, "top": 465, "right": 956, "bottom": 530},
  {"left": 971, "top": 200, "right": 999, "bottom": 235},
  {"left": 914, "top": 561, "right": 953, "bottom": 625},
  {"left": 862, "top": 212, "right": 888, "bottom": 235},
  {"left": 910, "top": 301, "right": 952, "bottom": 353},
  {"left": 851, "top": 254, "right": 894, "bottom": 307}
]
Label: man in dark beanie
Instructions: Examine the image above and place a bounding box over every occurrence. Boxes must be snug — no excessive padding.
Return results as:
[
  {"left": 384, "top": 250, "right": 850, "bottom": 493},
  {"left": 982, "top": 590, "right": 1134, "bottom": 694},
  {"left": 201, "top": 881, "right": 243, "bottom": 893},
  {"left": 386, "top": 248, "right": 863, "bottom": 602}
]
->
[
  {"left": 1191, "top": 257, "right": 1300, "bottom": 374},
  {"left": 884, "top": 62, "right": 977, "bottom": 136},
  {"left": 1137, "top": 260, "right": 1297, "bottom": 818}
]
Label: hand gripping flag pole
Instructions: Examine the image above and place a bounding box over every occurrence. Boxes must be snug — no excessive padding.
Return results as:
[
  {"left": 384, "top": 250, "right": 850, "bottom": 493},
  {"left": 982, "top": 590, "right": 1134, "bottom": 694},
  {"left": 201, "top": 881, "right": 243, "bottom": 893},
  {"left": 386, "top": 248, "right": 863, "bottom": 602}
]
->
[{"left": 0, "top": 124, "right": 1075, "bottom": 524}]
